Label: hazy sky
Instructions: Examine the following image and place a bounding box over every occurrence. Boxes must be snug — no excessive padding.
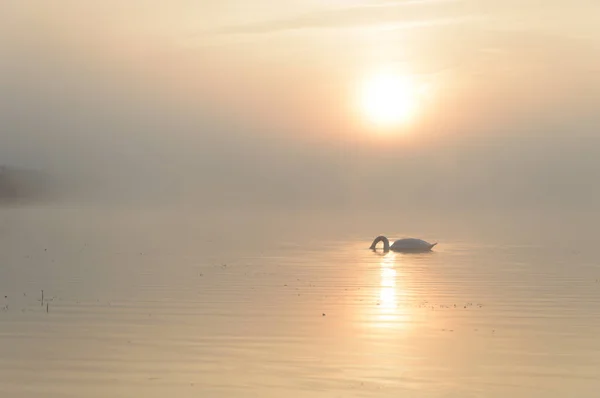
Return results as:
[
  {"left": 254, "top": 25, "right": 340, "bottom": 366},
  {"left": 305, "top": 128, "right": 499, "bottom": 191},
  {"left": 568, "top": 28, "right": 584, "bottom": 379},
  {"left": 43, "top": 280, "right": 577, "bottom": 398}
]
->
[{"left": 1, "top": 0, "right": 599, "bottom": 218}]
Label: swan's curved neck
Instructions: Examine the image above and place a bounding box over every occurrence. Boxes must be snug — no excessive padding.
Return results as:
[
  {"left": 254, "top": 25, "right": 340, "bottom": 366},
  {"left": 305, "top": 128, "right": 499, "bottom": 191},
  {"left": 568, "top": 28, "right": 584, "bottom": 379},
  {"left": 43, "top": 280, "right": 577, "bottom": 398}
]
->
[{"left": 370, "top": 235, "right": 390, "bottom": 252}]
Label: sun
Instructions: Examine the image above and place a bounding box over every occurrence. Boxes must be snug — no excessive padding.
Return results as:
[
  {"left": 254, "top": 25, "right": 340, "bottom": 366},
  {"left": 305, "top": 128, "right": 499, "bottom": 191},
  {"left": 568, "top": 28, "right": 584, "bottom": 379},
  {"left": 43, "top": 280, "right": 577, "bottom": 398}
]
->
[{"left": 359, "top": 71, "right": 417, "bottom": 128}]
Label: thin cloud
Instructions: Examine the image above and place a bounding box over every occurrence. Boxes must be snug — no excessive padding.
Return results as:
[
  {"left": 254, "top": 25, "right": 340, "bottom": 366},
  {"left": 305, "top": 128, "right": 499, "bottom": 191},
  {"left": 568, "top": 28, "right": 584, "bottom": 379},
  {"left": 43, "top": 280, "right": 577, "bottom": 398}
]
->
[
  {"left": 207, "top": 0, "right": 474, "bottom": 36},
  {"left": 347, "top": 0, "right": 462, "bottom": 9}
]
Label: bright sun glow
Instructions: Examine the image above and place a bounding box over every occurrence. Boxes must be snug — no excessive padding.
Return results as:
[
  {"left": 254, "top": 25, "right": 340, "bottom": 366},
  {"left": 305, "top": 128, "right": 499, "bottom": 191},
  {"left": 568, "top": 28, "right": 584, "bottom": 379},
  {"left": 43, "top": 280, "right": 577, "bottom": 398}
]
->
[{"left": 359, "top": 71, "right": 417, "bottom": 127}]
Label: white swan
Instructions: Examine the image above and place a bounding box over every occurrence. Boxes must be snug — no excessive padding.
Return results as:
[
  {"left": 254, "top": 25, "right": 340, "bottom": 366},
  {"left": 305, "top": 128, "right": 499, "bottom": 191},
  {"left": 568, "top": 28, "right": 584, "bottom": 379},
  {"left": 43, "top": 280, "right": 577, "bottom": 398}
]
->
[{"left": 370, "top": 235, "right": 437, "bottom": 253}]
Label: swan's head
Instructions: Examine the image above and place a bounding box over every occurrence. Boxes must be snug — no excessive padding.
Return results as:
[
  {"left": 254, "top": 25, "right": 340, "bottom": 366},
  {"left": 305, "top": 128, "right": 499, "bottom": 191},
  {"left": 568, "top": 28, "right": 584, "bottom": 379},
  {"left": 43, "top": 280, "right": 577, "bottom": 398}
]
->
[{"left": 370, "top": 235, "right": 390, "bottom": 252}]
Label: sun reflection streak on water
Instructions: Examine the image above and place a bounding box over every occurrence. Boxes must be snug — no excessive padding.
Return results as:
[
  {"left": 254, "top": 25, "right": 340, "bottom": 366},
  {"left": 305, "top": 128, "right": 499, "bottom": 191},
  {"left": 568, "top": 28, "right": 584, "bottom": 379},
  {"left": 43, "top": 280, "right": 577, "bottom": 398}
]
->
[{"left": 374, "top": 252, "right": 410, "bottom": 329}]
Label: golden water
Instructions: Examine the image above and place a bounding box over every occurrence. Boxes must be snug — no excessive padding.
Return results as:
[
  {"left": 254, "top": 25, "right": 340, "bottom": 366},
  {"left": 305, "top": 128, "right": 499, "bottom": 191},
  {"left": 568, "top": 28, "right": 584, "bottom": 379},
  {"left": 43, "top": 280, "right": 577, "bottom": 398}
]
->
[{"left": 1, "top": 206, "right": 599, "bottom": 397}]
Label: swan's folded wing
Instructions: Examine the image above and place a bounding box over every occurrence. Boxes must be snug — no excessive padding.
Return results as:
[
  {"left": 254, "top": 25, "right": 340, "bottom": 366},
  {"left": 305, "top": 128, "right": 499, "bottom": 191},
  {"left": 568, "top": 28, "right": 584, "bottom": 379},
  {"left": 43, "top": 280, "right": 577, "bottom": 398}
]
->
[{"left": 391, "top": 238, "right": 434, "bottom": 250}]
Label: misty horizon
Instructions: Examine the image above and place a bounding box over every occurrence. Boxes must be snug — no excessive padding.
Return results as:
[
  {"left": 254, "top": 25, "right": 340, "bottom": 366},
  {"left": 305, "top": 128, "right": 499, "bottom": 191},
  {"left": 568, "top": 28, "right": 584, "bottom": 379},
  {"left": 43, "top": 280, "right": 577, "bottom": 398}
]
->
[{"left": 1, "top": 0, "right": 599, "bottom": 219}]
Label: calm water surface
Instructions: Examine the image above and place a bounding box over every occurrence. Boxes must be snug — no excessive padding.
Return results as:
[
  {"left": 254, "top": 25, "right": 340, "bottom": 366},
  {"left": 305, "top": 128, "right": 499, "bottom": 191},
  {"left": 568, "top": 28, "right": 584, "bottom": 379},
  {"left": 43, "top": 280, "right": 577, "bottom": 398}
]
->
[{"left": 1, "top": 206, "right": 600, "bottom": 397}]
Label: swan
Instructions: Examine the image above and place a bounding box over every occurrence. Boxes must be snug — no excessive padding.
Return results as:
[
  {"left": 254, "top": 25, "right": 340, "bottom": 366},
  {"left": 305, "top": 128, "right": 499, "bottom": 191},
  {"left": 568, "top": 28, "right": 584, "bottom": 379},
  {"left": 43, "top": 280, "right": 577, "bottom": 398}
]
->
[{"left": 370, "top": 235, "right": 437, "bottom": 253}]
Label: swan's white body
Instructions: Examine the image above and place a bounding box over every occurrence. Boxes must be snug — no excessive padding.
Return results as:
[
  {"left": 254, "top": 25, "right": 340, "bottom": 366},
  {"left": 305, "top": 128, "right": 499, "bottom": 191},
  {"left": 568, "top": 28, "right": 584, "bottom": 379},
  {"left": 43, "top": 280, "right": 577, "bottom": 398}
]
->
[{"left": 370, "top": 235, "right": 437, "bottom": 253}]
